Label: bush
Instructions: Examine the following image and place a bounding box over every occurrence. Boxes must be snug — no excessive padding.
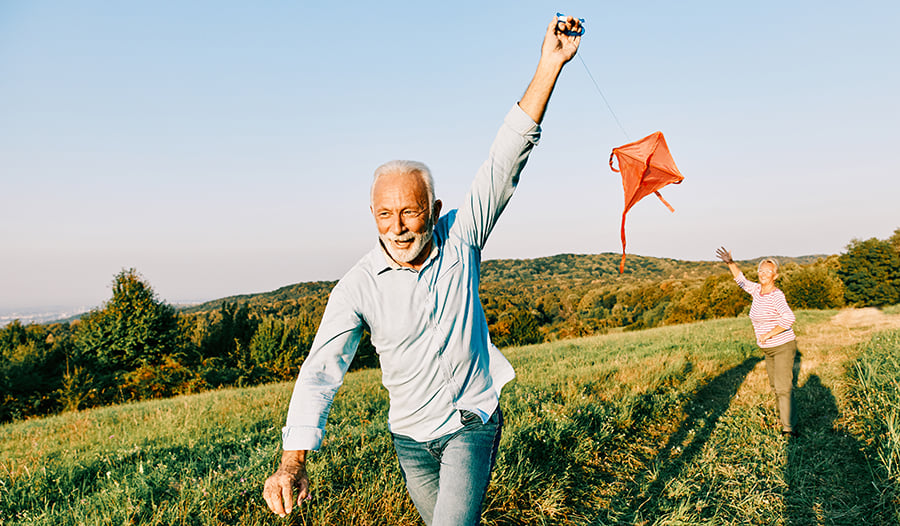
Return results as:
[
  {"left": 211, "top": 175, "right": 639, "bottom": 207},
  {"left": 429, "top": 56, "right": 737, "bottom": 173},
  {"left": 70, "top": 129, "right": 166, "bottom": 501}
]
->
[
  {"left": 75, "top": 269, "right": 181, "bottom": 371},
  {"left": 838, "top": 237, "right": 900, "bottom": 307},
  {"left": 780, "top": 260, "right": 844, "bottom": 309},
  {"left": 119, "top": 356, "right": 194, "bottom": 400},
  {"left": 490, "top": 308, "right": 543, "bottom": 348}
]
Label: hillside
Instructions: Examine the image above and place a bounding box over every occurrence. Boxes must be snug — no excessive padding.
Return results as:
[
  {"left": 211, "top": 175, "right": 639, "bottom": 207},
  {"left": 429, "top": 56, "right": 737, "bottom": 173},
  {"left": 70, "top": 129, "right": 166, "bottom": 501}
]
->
[
  {"left": 183, "top": 252, "right": 827, "bottom": 315},
  {"left": 0, "top": 251, "right": 842, "bottom": 426},
  {"left": 174, "top": 251, "right": 836, "bottom": 354},
  {"left": 3, "top": 307, "right": 898, "bottom": 524},
  {"left": 181, "top": 280, "right": 337, "bottom": 315}
]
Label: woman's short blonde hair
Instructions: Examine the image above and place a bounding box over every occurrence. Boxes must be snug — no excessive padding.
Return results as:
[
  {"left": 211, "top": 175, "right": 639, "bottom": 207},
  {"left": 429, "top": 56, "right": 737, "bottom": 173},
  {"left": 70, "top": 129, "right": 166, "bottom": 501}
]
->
[{"left": 758, "top": 258, "right": 780, "bottom": 274}]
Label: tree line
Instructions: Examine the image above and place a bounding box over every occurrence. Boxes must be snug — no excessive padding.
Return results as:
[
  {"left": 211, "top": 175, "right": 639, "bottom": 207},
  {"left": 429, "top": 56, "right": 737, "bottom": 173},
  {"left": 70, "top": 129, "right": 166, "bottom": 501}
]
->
[{"left": 2, "top": 228, "right": 898, "bottom": 423}]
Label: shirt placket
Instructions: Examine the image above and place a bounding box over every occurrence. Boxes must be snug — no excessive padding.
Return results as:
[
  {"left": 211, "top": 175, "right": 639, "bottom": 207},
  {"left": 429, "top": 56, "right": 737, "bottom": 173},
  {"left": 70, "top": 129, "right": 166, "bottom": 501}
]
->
[{"left": 421, "top": 254, "right": 463, "bottom": 409}]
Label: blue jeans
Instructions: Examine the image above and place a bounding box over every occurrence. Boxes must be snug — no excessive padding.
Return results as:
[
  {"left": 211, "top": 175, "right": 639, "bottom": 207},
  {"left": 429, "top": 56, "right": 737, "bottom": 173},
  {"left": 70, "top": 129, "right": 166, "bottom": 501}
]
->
[{"left": 392, "top": 408, "right": 503, "bottom": 526}]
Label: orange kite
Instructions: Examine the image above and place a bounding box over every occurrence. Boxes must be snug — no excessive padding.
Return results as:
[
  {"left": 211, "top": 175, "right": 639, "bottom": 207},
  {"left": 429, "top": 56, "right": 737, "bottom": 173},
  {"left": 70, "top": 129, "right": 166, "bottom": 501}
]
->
[{"left": 609, "top": 131, "right": 684, "bottom": 273}]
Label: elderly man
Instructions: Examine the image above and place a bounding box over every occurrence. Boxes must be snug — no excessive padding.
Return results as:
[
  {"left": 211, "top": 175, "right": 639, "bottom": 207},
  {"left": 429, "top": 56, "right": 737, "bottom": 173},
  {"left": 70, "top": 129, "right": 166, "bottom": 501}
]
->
[{"left": 264, "top": 15, "right": 583, "bottom": 525}]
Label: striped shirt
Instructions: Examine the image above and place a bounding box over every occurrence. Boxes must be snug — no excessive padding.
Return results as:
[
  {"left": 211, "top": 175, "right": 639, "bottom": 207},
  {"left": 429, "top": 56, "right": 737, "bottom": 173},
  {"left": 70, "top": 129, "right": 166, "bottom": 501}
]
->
[{"left": 735, "top": 272, "right": 796, "bottom": 348}]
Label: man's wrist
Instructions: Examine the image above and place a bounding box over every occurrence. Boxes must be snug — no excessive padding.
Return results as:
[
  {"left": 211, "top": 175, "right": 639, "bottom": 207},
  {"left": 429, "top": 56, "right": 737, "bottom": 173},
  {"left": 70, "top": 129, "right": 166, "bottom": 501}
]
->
[
  {"left": 536, "top": 56, "right": 567, "bottom": 76},
  {"left": 280, "top": 450, "right": 308, "bottom": 469}
]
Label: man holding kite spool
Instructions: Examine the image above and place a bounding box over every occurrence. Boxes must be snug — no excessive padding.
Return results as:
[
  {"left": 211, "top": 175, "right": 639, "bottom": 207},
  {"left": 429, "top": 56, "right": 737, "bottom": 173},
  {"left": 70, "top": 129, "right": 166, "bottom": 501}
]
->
[{"left": 263, "top": 15, "right": 583, "bottom": 525}]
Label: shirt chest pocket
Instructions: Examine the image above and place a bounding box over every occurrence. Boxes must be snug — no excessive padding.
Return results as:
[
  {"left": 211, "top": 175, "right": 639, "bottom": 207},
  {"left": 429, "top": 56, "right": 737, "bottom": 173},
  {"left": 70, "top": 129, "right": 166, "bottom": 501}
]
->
[
  {"left": 429, "top": 253, "right": 470, "bottom": 318},
  {"left": 434, "top": 254, "right": 462, "bottom": 285},
  {"left": 367, "top": 273, "right": 433, "bottom": 350}
]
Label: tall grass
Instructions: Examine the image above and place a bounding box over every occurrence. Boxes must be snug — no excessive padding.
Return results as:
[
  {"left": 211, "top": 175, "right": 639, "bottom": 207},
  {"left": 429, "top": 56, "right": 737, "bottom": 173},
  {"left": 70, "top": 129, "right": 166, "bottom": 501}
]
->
[
  {"left": 843, "top": 328, "right": 900, "bottom": 522},
  {"left": 2, "top": 310, "right": 899, "bottom": 525}
]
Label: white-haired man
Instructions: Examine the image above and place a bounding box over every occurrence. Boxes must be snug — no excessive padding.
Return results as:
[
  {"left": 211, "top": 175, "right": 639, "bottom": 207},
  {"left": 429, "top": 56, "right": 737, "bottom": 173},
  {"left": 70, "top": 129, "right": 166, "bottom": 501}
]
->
[{"left": 264, "top": 15, "right": 583, "bottom": 525}]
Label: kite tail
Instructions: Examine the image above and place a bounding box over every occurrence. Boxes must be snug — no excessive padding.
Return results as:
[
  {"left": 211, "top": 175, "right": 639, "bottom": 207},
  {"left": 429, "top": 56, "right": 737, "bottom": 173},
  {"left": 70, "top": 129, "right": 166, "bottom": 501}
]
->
[
  {"left": 654, "top": 191, "right": 675, "bottom": 212},
  {"left": 619, "top": 210, "right": 627, "bottom": 274}
]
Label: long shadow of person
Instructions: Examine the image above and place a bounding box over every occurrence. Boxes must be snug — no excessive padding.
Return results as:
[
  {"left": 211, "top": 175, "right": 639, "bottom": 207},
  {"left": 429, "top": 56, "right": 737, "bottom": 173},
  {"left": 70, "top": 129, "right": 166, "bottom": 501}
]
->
[
  {"left": 783, "top": 373, "right": 885, "bottom": 525},
  {"left": 624, "top": 355, "right": 763, "bottom": 520}
]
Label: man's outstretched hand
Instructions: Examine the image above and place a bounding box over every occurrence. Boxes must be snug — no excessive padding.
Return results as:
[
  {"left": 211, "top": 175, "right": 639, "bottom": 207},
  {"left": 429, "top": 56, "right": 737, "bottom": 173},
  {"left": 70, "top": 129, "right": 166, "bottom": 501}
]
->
[
  {"left": 543, "top": 15, "right": 583, "bottom": 66},
  {"left": 263, "top": 451, "right": 311, "bottom": 517},
  {"left": 519, "top": 15, "right": 584, "bottom": 124}
]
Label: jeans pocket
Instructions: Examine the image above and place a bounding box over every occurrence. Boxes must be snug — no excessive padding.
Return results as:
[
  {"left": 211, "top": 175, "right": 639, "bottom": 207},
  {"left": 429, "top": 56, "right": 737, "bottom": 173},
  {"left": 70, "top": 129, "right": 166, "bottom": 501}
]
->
[{"left": 459, "top": 409, "right": 481, "bottom": 426}]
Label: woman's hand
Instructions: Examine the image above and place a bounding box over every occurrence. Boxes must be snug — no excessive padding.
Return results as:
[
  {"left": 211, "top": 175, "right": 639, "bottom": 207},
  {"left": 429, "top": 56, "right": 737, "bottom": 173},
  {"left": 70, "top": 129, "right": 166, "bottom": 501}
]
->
[
  {"left": 761, "top": 326, "right": 788, "bottom": 345},
  {"left": 716, "top": 247, "right": 742, "bottom": 279},
  {"left": 715, "top": 247, "right": 734, "bottom": 264}
]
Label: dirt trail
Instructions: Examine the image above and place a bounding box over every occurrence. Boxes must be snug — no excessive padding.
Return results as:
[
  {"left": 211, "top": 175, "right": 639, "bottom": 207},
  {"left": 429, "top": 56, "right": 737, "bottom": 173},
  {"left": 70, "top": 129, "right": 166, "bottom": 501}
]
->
[
  {"left": 802, "top": 307, "right": 900, "bottom": 369},
  {"left": 827, "top": 307, "right": 900, "bottom": 331},
  {"left": 735, "top": 307, "right": 900, "bottom": 410}
]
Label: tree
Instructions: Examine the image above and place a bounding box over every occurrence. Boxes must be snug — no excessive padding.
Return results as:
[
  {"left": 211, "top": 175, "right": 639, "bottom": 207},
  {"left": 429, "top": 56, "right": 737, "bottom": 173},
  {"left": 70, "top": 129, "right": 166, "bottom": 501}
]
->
[
  {"left": 1, "top": 321, "right": 73, "bottom": 421},
  {"left": 838, "top": 238, "right": 900, "bottom": 307},
  {"left": 249, "top": 316, "right": 285, "bottom": 369},
  {"left": 780, "top": 260, "right": 844, "bottom": 309},
  {"left": 75, "top": 269, "right": 181, "bottom": 371},
  {"left": 491, "top": 308, "right": 542, "bottom": 348},
  {"left": 196, "top": 301, "right": 257, "bottom": 364},
  {"left": 890, "top": 227, "right": 900, "bottom": 254}
]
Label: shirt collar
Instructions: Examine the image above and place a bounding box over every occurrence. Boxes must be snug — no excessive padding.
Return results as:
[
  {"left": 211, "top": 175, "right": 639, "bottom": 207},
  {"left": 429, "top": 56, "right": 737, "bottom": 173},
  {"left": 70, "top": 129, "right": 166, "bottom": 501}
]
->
[{"left": 375, "top": 236, "right": 440, "bottom": 274}]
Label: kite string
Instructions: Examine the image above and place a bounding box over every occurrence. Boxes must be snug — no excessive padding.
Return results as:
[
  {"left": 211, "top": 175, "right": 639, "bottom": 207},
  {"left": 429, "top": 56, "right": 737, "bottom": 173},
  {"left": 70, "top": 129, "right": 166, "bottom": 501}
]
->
[{"left": 577, "top": 53, "right": 629, "bottom": 140}]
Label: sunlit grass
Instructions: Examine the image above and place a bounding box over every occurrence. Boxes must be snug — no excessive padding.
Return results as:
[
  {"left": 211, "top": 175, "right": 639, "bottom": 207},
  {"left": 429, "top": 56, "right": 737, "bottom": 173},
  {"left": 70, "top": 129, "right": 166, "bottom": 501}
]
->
[
  {"left": 2, "top": 308, "right": 900, "bottom": 524},
  {"left": 843, "top": 328, "right": 900, "bottom": 523}
]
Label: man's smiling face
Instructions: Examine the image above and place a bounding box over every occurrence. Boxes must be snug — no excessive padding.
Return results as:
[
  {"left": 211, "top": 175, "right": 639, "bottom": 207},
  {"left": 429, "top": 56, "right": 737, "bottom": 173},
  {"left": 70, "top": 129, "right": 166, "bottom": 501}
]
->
[{"left": 371, "top": 170, "right": 441, "bottom": 268}]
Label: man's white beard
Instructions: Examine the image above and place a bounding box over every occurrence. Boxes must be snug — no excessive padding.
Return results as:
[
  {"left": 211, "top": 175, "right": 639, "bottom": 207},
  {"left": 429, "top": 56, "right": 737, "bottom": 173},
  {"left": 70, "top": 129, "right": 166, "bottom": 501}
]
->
[{"left": 380, "top": 227, "right": 433, "bottom": 264}]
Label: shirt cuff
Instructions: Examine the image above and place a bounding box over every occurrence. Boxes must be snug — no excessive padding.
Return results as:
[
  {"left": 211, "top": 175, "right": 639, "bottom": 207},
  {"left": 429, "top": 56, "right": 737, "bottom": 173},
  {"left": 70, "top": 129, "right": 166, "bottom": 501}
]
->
[
  {"left": 282, "top": 425, "right": 324, "bottom": 451},
  {"left": 509, "top": 103, "right": 541, "bottom": 143}
]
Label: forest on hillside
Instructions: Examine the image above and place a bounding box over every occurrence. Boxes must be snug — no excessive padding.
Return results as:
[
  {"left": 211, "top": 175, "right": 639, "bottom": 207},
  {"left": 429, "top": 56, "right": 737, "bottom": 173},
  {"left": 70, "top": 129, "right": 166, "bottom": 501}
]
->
[{"left": 2, "top": 228, "right": 898, "bottom": 423}]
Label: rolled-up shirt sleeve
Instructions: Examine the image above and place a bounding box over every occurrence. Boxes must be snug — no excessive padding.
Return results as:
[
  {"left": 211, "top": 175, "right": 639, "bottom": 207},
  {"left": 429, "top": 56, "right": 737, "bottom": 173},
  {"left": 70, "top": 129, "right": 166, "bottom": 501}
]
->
[
  {"left": 281, "top": 282, "right": 364, "bottom": 451},
  {"left": 455, "top": 103, "right": 541, "bottom": 249}
]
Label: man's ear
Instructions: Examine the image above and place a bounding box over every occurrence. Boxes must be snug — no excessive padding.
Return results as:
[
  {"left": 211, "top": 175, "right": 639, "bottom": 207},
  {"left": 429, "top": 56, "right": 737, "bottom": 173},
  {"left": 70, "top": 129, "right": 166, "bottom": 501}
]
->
[{"left": 432, "top": 200, "right": 443, "bottom": 221}]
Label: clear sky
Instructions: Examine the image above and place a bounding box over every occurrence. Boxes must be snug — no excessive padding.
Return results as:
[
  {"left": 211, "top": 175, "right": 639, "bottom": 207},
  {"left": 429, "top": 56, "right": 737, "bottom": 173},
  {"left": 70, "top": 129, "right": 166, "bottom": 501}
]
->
[{"left": 2, "top": 1, "right": 898, "bottom": 312}]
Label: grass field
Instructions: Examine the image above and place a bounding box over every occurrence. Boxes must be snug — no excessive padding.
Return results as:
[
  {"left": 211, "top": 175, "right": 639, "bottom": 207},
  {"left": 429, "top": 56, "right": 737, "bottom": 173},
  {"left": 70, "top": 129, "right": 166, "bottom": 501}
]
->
[{"left": 2, "top": 307, "right": 899, "bottom": 525}]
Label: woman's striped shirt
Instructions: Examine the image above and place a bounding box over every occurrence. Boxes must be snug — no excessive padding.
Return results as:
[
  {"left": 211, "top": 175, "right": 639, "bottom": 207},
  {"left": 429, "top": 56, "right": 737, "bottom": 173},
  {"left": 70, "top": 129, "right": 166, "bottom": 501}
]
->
[{"left": 735, "top": 272, "right": 796, "bottom": 348}]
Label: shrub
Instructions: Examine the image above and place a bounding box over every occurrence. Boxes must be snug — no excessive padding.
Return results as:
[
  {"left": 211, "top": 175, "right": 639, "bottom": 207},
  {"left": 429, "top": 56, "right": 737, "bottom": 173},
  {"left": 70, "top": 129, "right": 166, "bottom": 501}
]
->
[
  {"left": 780, "top": 260, "right": 844, "bottom": 309},
  {"left": 838, "top": 237, "right": 900, "bottom": 307}
]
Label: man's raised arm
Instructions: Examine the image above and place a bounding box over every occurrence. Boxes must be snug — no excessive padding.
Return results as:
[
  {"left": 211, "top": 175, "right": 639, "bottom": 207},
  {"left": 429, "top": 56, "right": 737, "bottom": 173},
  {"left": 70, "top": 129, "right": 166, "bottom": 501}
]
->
[{"left": 518, "top": 15, "right": 583, "bottom": 125}]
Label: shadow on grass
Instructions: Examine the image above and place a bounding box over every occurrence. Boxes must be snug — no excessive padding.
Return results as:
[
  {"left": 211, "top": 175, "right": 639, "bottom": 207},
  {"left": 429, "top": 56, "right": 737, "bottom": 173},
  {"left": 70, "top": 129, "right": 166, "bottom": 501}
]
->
[
  {"left": 784, "top": 374, "right": 886, "bottom": 525},
  {"left": 627, "top": 355, "right": 762, "bottom": 520}
]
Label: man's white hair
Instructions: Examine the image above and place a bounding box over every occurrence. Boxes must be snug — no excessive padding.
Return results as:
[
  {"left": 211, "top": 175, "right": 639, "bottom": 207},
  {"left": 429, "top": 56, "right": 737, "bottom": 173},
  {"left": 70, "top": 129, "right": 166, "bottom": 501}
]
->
[{"left": 370, "top": 160, "right": 436, "bottom": 209}]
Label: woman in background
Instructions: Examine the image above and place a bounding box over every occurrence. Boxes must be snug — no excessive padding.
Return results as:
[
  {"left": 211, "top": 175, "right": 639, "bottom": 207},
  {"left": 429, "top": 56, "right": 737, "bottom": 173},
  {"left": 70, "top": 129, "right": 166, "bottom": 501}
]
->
[{"left": 716, "top": 247, "right": 800, "bottom": 437}]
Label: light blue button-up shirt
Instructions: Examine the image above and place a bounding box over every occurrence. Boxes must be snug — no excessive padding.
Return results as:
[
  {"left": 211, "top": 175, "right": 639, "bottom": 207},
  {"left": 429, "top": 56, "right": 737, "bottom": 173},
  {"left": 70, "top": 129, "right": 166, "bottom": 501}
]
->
[{"left": 282, "top": 103, "right": 541, "bottom": 450}]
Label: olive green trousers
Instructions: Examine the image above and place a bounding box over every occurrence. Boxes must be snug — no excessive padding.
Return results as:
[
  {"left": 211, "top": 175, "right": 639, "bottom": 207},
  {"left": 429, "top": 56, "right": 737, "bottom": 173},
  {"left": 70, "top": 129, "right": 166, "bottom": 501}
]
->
[{"left": 763, "top": 340, "right": 799, "bottom": 432}]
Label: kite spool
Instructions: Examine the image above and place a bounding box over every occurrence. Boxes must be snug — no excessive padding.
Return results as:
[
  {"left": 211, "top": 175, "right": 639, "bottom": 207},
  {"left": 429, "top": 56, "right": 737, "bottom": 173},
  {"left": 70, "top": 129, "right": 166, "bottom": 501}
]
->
[{"left": 556, "top": 13, "right": 585, "bottom": 36}]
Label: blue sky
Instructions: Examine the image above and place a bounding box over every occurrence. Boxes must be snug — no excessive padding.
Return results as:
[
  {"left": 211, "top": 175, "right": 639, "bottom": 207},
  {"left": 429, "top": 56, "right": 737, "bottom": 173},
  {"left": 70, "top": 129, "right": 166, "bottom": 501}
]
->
[{"left": 2, "top": 1, "right": 898, "bottom": 311}]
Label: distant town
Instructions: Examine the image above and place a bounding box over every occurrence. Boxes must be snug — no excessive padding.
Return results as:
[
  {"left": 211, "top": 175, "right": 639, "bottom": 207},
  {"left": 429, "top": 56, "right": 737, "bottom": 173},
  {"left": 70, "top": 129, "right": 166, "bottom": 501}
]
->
[
  {"left": 0, "top": 307, "right": 90, "bottom": 328},
  {"left": 0, "top": 301, "right": 206, "bottom": 328}
]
